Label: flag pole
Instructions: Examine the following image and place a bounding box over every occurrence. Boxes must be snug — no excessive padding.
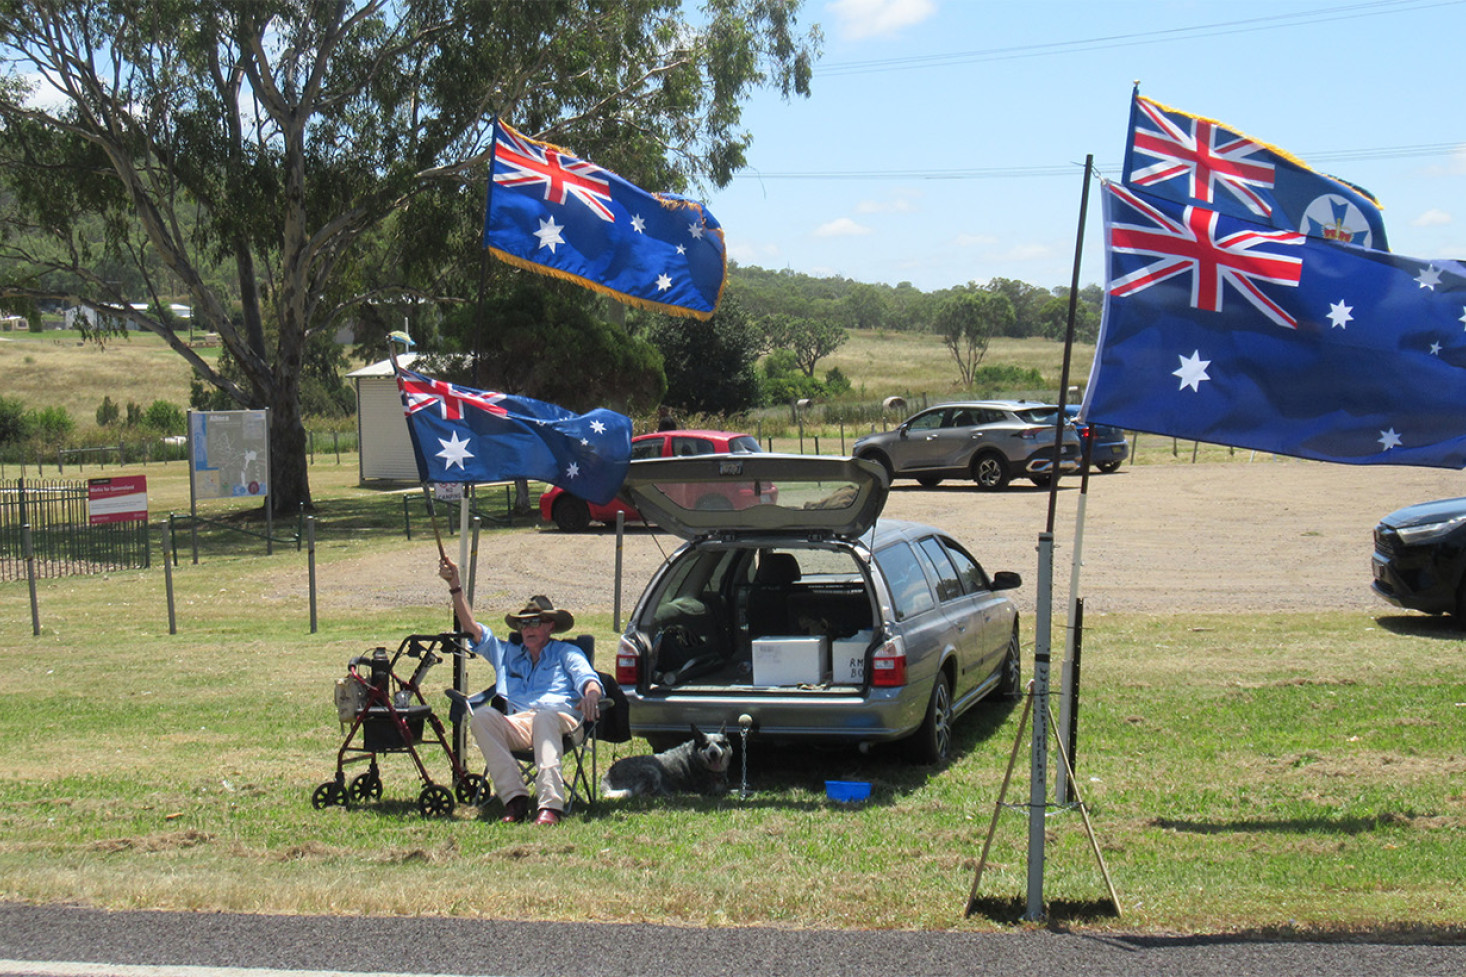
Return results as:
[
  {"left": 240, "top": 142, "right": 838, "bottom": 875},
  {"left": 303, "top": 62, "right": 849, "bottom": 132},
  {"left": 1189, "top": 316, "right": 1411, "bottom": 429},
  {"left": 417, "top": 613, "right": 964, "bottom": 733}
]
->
[
  {"left": 1054, "top": 156, "right": 1095, "bottom": 806},
  {"left": 388, "top": 331, "right": 445, "bottom": 563},
  {"left": 1026, "top": 154, "right": 1094, "bottom": 923}
]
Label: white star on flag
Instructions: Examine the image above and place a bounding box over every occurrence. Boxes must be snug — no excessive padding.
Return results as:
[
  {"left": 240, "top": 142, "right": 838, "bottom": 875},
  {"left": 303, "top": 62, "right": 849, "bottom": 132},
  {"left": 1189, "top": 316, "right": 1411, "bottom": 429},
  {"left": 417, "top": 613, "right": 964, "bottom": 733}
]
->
[
  {"left": 631, "top": 215, "right": 646, "bottom": 233},
  {"left": 689, "top": 222, "right": 704, "bottom": 240},
  {"left": 1378, "top": 428, "right": 1403, "bottom": 451},
  {"left": 656, "top": 273, "right": 672, "bottom": 291},
  {"left": 590, "top": 419, "right": 606, "bottom": 435},
  {"left": 535, "top": 217, "right": 565, "bottom": 253},
  {"left": 1416, "top": 265, "right": 1442, "bottom": 290},
  {"left": 1327, "top": 300, "right": 1353, "bottom": 329},
  {"left": 1173, "top": 350, "right": 1211, "bottom": 392},
  {"left": 436, "top": 431, "right": 475, "bottom": 470},
  {"left": 565, "top": 461, "right": 581, "bottom": 479},
  {"left": 1431, "top": 342, "right": 1443, "bottom": 355}
]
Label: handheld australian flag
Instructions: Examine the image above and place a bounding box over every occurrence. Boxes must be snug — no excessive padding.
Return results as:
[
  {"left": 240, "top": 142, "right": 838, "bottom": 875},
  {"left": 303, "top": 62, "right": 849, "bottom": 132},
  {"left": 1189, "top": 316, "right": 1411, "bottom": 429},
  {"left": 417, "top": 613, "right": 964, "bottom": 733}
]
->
[
  {"left": 395, "top": 366, "right": 633, "bottom": 504},
  {"left": 1124, "top": 91, "right": 1389, "bottom": 251},
  {"left": 1083, "top": 181, "right": 1466, "bottom": 469},
  {"left": 484, "top": 118, "right": 727, "bottom": 320}
]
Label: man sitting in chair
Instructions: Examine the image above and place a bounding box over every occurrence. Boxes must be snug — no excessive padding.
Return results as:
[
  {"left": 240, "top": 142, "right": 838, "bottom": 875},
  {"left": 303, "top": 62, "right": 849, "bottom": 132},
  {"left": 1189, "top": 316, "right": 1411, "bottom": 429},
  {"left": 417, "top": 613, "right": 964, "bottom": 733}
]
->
[{"left": 439, "top": 556, "right": 602, "bottom": 825}]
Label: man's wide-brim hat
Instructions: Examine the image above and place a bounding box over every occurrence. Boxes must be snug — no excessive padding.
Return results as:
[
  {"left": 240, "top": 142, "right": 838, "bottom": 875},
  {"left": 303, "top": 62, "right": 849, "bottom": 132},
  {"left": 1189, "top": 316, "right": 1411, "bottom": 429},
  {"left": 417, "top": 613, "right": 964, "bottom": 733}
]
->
[{"left": 505, "top": 595, "right": 575, "bottom": 634}]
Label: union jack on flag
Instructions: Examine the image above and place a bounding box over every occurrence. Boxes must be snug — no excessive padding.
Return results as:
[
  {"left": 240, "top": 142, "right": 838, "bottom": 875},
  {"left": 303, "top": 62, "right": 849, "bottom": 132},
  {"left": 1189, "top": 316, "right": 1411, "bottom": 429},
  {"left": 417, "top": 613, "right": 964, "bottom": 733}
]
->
[
  {"left": 493, "top": 124, "right": 615, "bottom": 222},
  {"left": 1122, "top": 91, "right": 1390, "bottom": 251},
  {"left": 398, "top": 372, "right": 509, "bottom": 420},
  {"left": 1107, "top": 183, "right": 1303, "bottom": 329},
  {"left": 1127, "top": 96, "right": 1275, "bottom": 217}
]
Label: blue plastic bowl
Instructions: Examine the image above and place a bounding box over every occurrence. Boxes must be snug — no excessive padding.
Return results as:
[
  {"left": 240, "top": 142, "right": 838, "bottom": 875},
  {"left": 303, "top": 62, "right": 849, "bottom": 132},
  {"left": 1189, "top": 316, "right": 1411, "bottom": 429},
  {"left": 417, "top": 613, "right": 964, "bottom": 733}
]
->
[{"left": 825, "top": 780, "right": 872, "bottom": 803}]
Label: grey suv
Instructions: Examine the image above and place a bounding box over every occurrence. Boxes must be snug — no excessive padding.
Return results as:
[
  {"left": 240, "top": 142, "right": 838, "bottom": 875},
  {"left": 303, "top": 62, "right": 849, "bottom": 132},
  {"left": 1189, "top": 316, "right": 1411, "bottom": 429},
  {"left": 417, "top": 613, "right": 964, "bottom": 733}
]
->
[
  {"left": 613, "top": 454, "right": 1023, "bottom": 763},
  {"left": 853, "top": 400, "right": 1082, "bottom": 490}
]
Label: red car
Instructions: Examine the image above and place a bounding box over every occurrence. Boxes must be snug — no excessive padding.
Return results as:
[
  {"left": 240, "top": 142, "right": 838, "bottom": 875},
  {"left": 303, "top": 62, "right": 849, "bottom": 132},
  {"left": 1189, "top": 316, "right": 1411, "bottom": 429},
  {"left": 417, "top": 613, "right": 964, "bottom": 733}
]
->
[{"left": 539, "top": 429, "right": 773, "bottom": 531}]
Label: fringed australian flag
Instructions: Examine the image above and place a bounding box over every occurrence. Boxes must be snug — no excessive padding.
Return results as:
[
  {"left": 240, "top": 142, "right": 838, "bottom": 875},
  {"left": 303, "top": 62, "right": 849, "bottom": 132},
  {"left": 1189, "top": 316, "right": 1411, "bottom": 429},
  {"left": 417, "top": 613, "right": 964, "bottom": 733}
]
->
[{"left": 483, "top": 118, "right": 726, "bottom": 320}]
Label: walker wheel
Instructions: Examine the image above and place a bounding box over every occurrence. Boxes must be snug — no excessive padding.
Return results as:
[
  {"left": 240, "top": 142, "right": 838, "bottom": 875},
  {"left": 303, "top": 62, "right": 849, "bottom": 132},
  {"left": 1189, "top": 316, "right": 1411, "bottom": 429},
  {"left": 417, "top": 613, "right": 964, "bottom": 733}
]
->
[
  {"left": 348, "top": 772, "right": 383, "bottom": 803},
  {"left": 417, "top": 783, "right": 455, "bottom": 819},
  {"left": 456, "top": 773, "right": 488, "bottom": 805},
  {"left": 311, "top": 781, "right": 346, "bottom": 810}
]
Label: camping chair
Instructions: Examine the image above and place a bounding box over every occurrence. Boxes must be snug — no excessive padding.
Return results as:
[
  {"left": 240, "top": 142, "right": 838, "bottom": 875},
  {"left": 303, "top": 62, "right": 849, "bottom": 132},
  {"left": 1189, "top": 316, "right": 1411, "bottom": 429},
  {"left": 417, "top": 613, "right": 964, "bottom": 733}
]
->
[{"left": 445, "top": 634, "right": 629, "bottom": 814}]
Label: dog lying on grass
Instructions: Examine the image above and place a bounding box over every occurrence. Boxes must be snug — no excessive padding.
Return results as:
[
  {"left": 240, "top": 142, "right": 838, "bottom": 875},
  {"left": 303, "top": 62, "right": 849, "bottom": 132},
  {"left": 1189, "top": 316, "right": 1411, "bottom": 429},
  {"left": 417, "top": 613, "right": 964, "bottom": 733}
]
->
[{"left": 602, "top": 724, "right": 732, "bottom": 798}]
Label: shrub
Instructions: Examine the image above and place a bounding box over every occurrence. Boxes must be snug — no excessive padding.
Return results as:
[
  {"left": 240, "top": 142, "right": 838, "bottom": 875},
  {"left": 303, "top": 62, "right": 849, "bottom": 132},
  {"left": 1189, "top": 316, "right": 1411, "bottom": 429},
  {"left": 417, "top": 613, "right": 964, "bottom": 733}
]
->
[
  {"left": 96, "top": 395, "right": 121, "bottom": 427},
  {"left": 141, "top": 400, "right": 185, "bottom": 435},
  {"left": 0, "top": 396, "right": 30, "bottom": 445},
  {"left": 27, "top": 405, "right": 74, "bottom": 444}
]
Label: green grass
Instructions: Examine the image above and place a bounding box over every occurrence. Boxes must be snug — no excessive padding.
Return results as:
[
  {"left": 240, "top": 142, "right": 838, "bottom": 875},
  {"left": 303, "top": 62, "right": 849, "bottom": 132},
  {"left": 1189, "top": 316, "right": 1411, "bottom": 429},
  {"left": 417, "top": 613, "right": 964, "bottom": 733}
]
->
[{"left": 4, "top": 521, "right": 1466, "bottom": 935}]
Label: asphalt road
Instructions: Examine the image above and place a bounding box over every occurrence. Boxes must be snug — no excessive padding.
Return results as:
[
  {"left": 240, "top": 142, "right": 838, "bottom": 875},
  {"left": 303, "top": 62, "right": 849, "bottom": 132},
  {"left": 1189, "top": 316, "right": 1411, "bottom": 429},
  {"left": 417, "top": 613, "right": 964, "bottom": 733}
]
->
[{"left": 3, "top": 903, "right": 1465, "bottom": 977}]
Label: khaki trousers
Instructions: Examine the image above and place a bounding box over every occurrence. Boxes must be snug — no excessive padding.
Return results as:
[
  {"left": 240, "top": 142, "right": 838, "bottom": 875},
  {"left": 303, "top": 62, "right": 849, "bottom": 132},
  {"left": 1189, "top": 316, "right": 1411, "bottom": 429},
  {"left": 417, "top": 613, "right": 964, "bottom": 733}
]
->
[{"left": 469, "top": 707, "right": 580, "bottom": 812}]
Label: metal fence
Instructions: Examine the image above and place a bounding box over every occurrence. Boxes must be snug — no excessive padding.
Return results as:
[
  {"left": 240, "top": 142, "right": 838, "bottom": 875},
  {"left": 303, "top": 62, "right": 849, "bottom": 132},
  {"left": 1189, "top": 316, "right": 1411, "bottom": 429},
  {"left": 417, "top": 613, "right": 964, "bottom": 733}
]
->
[{"left": 0, "top": 478, "right": 150, "bottom": 582}]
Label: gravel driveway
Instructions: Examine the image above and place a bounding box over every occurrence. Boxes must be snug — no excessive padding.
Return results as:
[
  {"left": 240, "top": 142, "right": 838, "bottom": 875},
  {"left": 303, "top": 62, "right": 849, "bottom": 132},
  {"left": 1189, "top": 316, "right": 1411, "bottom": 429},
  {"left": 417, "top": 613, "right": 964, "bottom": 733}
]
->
[{"left": 317, "top": 458, "right": 1465, "bottom": 623}]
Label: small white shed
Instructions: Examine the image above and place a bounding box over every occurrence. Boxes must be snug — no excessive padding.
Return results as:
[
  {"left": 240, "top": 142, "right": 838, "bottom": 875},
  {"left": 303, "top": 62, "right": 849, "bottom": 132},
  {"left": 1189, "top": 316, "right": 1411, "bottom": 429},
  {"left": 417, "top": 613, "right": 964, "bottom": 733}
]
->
[{"left": 348, "top": 354, "right": 420, "bottom": 483}]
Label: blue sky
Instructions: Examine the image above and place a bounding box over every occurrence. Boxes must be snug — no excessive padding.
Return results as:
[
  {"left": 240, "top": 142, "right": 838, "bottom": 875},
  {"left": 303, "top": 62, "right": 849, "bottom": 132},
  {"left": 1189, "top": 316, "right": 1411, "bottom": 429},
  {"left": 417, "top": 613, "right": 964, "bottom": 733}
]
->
[{"left": 704, "top": 0, "right": 1466, "bottom": 294}]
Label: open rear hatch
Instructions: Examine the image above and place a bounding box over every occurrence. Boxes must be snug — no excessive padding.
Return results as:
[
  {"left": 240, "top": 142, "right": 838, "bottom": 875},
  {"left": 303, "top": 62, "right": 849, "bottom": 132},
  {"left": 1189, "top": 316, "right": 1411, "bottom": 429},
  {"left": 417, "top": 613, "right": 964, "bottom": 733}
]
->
[{"left": 620, "top": 453, "right": 888, "bottom": 540}]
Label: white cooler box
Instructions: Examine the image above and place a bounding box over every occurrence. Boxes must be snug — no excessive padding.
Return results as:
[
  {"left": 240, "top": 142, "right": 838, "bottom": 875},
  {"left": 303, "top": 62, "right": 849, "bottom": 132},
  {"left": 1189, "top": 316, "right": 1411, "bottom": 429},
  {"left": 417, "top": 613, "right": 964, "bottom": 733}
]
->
[{"left": 752, "top": 636, "right": 828, "bottom": 686}]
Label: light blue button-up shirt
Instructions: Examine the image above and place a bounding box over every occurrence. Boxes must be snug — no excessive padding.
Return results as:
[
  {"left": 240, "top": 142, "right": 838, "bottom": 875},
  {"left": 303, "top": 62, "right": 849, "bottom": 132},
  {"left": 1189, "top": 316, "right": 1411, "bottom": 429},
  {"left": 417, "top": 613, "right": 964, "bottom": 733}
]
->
[{"left": 471, "top": 630, "right": 598, "bottom": 715}]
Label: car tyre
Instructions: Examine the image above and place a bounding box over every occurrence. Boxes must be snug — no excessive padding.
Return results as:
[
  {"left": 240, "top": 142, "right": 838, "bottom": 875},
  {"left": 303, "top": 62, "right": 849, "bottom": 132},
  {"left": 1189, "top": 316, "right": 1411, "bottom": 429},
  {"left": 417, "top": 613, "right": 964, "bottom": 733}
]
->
[
  {"left": 552, "top": 495, "right": 592, "bottom": 533},
  {"left": 916, "top": 475, "right": 944, "bottom": 488},
  {"left": 1097, "top": 460, "right": 1122, "bottom": 474},
  {"left": 859, "top": 452, "right": 894, "bottom": 485},
  {"left": 998, "top": 628, "right": 1022, "bottom": 699},
  {"left": 970, "top": 452, "right": 1010, "bottom": 491},
  {"left": 905, "top": 671, "right": 953, "bottom": 765}
]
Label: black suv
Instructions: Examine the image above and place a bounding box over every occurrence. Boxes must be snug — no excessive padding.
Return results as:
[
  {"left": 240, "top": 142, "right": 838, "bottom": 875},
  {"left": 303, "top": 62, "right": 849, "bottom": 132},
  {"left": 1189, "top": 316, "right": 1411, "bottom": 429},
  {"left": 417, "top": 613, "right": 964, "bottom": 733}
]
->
[{"left": 1371, "top": 497, "right": 1466, "bottom": 621}]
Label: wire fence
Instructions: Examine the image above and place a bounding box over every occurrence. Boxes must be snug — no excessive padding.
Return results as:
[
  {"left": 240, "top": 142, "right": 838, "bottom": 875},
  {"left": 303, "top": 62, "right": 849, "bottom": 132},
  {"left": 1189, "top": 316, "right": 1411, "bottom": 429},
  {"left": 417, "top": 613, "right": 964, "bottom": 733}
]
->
[{"left": 0, "top": 478, "right": 150, "bottom": 582}]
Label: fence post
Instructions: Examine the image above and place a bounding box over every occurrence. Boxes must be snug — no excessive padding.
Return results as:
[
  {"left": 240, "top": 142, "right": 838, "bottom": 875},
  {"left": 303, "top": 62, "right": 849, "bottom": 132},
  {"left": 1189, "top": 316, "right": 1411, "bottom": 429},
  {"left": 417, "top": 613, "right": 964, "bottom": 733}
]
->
[
  {"left": 24, "top": 523, "right": 40, "bottom": 636},
  {"left": 403, "top": 494, "right": 412, "bottom": 540},
  {"left": 162, "top": 520, "right": 177, "bottom": 635}
]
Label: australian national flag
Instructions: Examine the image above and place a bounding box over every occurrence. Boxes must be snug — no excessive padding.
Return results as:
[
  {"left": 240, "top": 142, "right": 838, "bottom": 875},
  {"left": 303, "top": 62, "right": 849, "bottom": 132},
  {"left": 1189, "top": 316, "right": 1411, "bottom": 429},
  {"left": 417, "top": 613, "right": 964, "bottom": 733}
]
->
[
  {"left": 1082, "top": 181, "right": 1466, "bottom": 469},
  {"left": 484, "top": 119, "right": 726, "bottom": 320},
  {"left": 395, "top": 366, "right": 632, "bottom": 503},
  {"left": 1124, "top": 92, "right": 1389, "bottom": 251}
]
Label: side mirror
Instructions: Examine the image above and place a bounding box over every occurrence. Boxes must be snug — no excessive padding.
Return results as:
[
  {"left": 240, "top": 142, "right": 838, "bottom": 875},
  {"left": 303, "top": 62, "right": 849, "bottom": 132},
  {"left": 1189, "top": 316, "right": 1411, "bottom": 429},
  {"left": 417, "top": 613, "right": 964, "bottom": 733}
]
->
[{"left": 991, "top": 570, "right": 1022, "bottom": 591}]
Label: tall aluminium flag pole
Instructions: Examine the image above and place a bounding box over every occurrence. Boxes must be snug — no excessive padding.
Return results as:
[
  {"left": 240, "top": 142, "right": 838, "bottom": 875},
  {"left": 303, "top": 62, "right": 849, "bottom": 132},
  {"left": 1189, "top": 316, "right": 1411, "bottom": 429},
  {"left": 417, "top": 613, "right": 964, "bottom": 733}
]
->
[
  {"left": 1055, "top": 157, "right": 1096, "bottom": 807},
  {"left": 1027, "top": 154, "right": 1094, "bottom": 922}
]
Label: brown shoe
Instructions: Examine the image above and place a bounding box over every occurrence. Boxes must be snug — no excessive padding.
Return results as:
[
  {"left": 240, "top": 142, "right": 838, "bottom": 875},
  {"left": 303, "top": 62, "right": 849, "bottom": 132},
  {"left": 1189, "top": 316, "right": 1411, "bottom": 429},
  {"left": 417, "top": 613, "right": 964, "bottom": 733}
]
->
[
  {"left": 533, "top": 807, "right": 562, "bottom": 826},
  {"left": 500, "top": 795, "right": 530, "bottom": 823}
]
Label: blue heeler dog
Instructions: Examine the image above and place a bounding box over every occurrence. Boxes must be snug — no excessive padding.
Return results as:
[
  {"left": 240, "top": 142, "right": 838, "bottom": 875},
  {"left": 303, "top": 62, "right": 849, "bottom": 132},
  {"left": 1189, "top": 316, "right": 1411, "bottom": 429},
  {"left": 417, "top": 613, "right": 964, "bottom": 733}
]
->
[{"left": 602, "top": 724, "right": 732, "bottom": 798}]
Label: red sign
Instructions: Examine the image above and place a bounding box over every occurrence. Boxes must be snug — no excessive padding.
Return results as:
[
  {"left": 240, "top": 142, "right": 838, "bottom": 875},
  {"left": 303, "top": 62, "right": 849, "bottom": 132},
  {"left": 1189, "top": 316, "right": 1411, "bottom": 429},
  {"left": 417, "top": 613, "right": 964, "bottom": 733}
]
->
[{"left": 88, "top": 475, "right": 148, "bottom": 525}]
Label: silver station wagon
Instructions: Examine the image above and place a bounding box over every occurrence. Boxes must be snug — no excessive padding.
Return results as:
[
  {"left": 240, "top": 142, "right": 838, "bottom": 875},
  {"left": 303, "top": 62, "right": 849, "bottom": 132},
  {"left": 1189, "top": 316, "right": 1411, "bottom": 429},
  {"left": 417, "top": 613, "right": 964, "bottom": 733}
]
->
[{"left": 613, "top": 454, "right": 1023, "bottom": 763}]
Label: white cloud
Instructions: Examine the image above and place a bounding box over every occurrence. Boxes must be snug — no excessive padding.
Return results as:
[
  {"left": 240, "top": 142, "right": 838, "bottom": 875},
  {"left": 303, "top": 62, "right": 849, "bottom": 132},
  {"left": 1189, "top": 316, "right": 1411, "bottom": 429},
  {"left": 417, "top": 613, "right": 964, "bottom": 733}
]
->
[
  {"left": 1412, "top": 208, "right": 1452, "bottom": 227},
  {"left": 813, "top": 217, "right": 874, "bottom": 237},
  {"left": 827, "top": 0, "right": 937, "bottom": 40},
  {"left": 952, "top": 232, "right": 998, "bottom": 248}
]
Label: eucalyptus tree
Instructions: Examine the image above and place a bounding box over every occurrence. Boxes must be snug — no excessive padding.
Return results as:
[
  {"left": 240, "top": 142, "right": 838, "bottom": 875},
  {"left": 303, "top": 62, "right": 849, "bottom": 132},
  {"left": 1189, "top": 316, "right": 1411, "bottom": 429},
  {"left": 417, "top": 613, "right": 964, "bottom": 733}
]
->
[{"left": 0, "top": 0, "right": 817, "bottom": 513}]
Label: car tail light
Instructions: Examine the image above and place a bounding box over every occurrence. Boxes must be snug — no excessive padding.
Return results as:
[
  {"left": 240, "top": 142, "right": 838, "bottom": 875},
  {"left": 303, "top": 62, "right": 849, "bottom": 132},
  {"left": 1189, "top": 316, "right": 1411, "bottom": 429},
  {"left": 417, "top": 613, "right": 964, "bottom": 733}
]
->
[
  {"left": 615, "top": 634, "right": 641, "bottom": 686},
  {"left": 870, "top": 637, "right": 907, "bottom": 687}
]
